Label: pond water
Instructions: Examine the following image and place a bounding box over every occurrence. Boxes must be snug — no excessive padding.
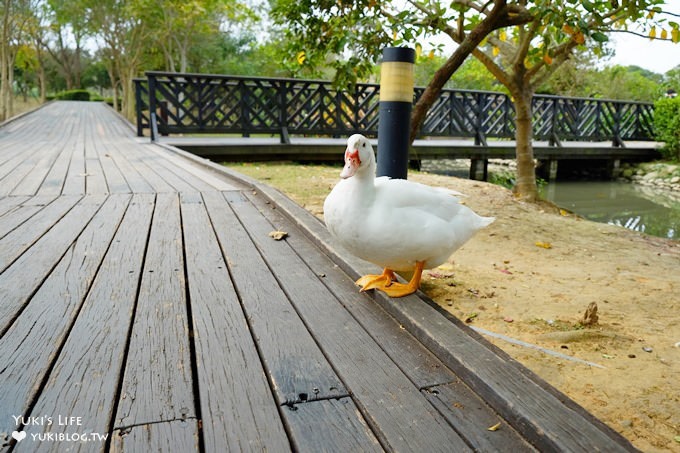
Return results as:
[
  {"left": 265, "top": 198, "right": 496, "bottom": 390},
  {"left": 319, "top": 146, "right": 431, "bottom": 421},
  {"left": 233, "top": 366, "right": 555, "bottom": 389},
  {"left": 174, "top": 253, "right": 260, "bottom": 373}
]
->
[
  {"left": 420, "top": 159, "right": 680, "bottom": 240},
  {"left": 541, "top": 181, "right": 680, "bottom": 240}
]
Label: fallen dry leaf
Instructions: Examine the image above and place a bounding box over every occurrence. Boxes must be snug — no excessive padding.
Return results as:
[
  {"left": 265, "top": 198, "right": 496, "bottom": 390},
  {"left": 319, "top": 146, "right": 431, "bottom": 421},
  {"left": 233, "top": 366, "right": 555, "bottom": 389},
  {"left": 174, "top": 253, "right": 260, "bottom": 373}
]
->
[
  {"left": 535, "top": 241, "right": 553, "bottom": 249},
  {"left": 268, "top": 230, "right": 288, "bottom": 241},
  {"left": 487, "top": 422, "right": 502, "bottom": 432}
]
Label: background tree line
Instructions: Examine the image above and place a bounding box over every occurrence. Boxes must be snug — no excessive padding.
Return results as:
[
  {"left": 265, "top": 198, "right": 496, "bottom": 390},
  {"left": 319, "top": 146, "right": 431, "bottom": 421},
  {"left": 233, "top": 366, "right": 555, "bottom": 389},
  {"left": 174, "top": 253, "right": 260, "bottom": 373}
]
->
[
  {"left": 2, "top": 0, "right": 678, "bottom": 115},
  {"left": 1, "top": 0, "right": 679, "bottom": 198}
]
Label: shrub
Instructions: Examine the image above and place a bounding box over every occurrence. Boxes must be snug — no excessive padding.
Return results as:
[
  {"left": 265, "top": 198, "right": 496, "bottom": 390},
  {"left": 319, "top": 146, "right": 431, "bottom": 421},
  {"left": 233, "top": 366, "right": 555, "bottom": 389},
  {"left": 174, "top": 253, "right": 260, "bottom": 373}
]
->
[
  {"left": 104, "top": 97, "right": 123, "bottom": 109},
  {"left": 654, "top": 97, "right": 680, "bottom": 161},
  {"left": 54, "top": 90, "right": 91, "bottom": 101}
]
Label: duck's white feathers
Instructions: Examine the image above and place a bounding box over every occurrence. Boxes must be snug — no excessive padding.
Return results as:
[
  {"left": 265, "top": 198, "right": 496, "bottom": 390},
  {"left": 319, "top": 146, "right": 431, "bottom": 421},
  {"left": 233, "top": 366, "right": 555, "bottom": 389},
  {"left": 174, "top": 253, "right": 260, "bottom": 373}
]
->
[
  {"left": 324, "top": 176, "right": 493, "bottom": 271},
  {"left": 324, "top": 134, "right": 494, "bottom": 272}
]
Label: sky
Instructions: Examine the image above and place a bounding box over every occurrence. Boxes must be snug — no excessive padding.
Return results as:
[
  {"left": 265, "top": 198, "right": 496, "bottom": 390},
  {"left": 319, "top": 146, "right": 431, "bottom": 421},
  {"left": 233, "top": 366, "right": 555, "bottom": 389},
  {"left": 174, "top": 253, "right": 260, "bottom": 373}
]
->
[
  {"left": 431, "top": 3, "right": 680, "bottom": 75},
  {"left": 609, "top": 31, "right": 679, "bottom": 74},
  {"left": 584, "top": 2, "right": 680, "bottom": 75}
]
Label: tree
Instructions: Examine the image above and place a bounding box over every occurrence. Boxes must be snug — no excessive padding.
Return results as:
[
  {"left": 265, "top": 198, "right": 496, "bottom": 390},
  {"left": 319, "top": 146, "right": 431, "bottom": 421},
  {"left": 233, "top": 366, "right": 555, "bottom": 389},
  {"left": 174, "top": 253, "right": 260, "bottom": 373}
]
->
[
  {"left": 272, "top": 0, "right": 675, "bottom": 201},
  {"left": 663, "top": 64, "right": 680, "bottom": 92},
  {"left": 42, "top": 0, "right": 89, "bottom": 89},
  {"left": 85, "top": 0, "right": 150, "bottom": 118},
  {"left": 24, "top": 0, "right": 50, "bottom": 102},
  {"left": 1, "top": 0, "right": 36, "bottom": 120},
  {"left": 484, "top": 2, "right": 675, "bottom": 198},
  {"left": 272, "top": 0, "right": 531, "bottom": 138},
  {"left": 133, "top": 0, "right": 256, "bottom": 73}
]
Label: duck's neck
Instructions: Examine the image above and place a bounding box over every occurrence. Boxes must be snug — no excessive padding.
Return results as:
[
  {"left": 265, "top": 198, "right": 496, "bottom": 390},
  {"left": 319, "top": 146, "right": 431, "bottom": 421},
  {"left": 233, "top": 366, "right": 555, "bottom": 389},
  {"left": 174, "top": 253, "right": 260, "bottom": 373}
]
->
[{"left": 347, "top": 167, "right": 376, "bottom": 203}]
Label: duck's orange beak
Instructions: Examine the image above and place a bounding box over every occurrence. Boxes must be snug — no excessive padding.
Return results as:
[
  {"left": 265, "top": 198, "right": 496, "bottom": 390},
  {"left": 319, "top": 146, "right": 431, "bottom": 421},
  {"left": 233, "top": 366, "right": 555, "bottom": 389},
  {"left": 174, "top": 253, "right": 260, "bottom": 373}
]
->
[{"left": 340, "top": 149, "right": 361, "bottom": 179}]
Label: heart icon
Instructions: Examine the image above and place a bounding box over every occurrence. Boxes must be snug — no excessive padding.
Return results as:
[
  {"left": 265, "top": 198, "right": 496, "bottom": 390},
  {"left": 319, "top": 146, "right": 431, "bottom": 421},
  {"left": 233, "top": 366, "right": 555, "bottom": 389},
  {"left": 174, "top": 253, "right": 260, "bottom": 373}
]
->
[{"left": 11, "top": 431, "right": 26, "bottom": 442}]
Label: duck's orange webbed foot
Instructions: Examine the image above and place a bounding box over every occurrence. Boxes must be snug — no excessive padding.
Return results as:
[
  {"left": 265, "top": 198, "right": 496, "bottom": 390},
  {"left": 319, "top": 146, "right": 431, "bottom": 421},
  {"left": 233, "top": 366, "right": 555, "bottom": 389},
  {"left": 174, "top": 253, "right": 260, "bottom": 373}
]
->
[
  {"left": 355, "top": 268, "right": 397, "bottom": 291},
  {"left": 375, "top": 261, "right": 425, "bottom": 298}
]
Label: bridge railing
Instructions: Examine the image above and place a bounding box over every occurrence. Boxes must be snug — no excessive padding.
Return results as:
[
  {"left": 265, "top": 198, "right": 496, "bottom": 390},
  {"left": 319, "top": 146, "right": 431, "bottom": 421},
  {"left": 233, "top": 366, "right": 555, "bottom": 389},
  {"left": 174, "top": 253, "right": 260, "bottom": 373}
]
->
[{"left": 135, "top": 71, "right": 655, "bottom": 144}]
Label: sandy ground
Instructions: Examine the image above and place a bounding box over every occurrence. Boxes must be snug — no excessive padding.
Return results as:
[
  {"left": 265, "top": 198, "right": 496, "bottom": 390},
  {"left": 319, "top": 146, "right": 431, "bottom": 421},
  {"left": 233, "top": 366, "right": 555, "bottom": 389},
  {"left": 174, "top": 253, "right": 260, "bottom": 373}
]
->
[{"left": 227, "top": 163, "right": 680, "bottom": 452}]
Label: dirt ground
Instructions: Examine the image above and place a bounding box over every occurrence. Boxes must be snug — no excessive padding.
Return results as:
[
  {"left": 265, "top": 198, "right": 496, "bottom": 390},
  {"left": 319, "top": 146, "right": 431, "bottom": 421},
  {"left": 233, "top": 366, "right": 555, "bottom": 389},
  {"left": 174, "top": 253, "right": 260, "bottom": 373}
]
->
[{"left": 227, "top": 163, "right": 680, "bottom": 452}]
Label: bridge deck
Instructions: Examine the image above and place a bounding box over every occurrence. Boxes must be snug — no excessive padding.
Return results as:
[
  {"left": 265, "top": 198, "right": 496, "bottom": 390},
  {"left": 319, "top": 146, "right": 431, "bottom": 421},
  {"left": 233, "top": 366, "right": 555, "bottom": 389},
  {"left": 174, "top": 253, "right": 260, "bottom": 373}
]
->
[
  {"left": 158, "top": 135, "right": 662, "bottom": 164},
  {"left": 0, "top": 101, "right": 634, "bottom": 452}
]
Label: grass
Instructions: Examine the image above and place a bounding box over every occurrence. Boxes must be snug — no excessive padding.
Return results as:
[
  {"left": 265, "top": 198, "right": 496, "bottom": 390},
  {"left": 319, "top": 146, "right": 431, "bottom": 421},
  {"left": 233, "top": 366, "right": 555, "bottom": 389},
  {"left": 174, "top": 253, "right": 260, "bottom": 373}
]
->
[
  {"left": 3, "top": 96, "right": 42, "bottom": 121},
  {"left": 224, "top": 162, "right": 344, "bottom": 217}
]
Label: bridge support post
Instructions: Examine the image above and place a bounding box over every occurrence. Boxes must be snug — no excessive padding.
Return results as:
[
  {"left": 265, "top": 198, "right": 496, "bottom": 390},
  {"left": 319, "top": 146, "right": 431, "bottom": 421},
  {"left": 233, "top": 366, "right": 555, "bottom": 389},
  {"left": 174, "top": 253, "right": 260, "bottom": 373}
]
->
[
  {"left": 469, "top": 158, "right": 488, "bottom": 181},
  {"left": 376, "top": 47, "right": 415, "bottom": 179},
  {"left": 548, "top": 159, "right": 559, "bottom": 182},
  {"left": 608, "top": 159, "right": 621, "bottom": 179}
]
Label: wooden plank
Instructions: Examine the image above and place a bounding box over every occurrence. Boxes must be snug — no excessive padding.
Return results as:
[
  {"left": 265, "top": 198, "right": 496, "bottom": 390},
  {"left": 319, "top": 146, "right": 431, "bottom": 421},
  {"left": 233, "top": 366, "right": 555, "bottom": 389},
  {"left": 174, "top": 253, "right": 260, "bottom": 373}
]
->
[
  {"left": 114, "top": 192, "right": 194, "bottom": 428},
  {"left": 94, "top": 137, "right": 154, "bottom": 193},
  {"left": 149, "top": 145, "right": 241, "bottom": 191},
  {"left": 369, "top": 291, "right": 635, "bottom": 452},
  {"left": 122, "top": 147, "right": 176, "bottom": 193},
  {"left": 238, "top": 175, "right": 545, "bottom": 450},
  {"left": 10, "top": 118, "right": 76, "bottom": 196},
  {"left": 111, "top": 420, "right": 199, "bottom": 452},
  {"left": 0, "top": 195, "right": 30, "bottom": 218},
  {"left": 248, "top": 192, "right": 458, "bottom": 389},
  {"left": 61, "top": 141, "right": 85, "bottom": 195},
  {"left": 0, "top": 149, "right": 29, "bottom": 184},
  {"left": 267, "top": 210, "right": 537, "bottom": 453},
  {"left": 0, "top": 194, "right": 130, "bottom": 438},
  {"left": 0, "top": 149, "right": 50, "bottom": 196},
  {"left": 93, "top": 147, "right": 130, "bottom": 194},
  {"left": 85, "top": 157, "right": 109, "bottom": 194},
  {"left": 248, "top": 176, "right": 636, "bottom": 452},
  {"left": 180, "top": 192, "right": 290, "bottom": 451},
  {"left": 88, "top": 113, "right": 133, "bottom": 194},
  {"left": 162, "top": 135, "right": 659, "bottom": 164},
  {"left": 0, "top": 195, "right": 56, "bottom": 239},
  {"left": 0, "top": 195, "right": 81, "bottom": 273},
  {"left": 267, "top": 213, "right": 535, "bottom": 446},
  {"left": 423, "top": 381, "right": 536, "bottom": 452},
  {"left": 4, "top": 135, "right": 72, "bottom": 196},
  {"left": 12, "top": 194, "right": 154, "bottom": 453},
  {"left": 137, "top": 146, "right": 215, "bottom": 192},
  {"left": 224, "top": 190, "right": 471, "bottom": 452},
  {"left": 36, "top": 140, "right": 75, "bottom": 196},
  {"left": 102, "top": 141, "right": 154, "bottom": 193},
  {"left": 0, "top": 195, "right": 105, "bottom": 334},
  {"left": 201, "top": 190, "right": 347, "bottom": 405},
  {"left": 0, "top": 133, "right": 34, "bottom": 157},
  {"left": 285, "top": 398, "right": 383, "bottom": 452}
]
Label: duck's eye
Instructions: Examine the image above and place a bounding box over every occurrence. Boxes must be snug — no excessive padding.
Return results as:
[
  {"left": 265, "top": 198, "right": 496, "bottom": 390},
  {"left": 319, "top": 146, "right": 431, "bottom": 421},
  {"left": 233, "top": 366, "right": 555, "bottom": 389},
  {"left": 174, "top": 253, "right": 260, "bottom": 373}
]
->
[{"left": 362, "top": 143, "right": 366, "bottom": 148}]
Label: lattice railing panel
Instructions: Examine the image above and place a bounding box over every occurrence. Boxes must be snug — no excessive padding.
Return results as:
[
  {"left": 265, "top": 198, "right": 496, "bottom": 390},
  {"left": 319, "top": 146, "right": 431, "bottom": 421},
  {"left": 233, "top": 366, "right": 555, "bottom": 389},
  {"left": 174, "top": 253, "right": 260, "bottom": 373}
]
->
[{"left": 140, "top": 72, "right": 656, "bottom": 143}]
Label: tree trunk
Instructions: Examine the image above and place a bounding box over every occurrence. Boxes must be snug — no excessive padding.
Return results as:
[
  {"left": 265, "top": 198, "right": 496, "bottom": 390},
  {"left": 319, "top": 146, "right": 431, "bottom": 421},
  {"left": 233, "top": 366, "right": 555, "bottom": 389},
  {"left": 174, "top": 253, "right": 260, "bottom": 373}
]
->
[
  {"left": 409, "top": 0, "right": 533, "bottom": 143},
  {"left": 0, "top": 0, "right": 10, "bottom": 121},
  {"left": 410, "top": 47, "right": 476, "bottom": 143},
  {"left": 121, "top": 67, "right": 138, "bottom": 121},
  {"left": 512, "top": 88, "right": 538, "bottom": 201},
  {"left": 39, "top": 67, "right": 46, "bottom": 103},
  {"left": 104, "top": 60, "right": 118, "bottom": 111},
  {"left": 37, "top": 46, "right": 46, "bottom": 103},
  {"left": 74, "top": 42, "right": 82, "bottom": 88}
]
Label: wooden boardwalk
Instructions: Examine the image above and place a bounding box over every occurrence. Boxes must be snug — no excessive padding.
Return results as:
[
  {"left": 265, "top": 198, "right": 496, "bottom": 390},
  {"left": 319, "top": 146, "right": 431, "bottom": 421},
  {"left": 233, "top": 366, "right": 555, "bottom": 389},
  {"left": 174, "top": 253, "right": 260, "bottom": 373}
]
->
[{"left": 0, "top": 101, "right": 635, "bottom": 452}]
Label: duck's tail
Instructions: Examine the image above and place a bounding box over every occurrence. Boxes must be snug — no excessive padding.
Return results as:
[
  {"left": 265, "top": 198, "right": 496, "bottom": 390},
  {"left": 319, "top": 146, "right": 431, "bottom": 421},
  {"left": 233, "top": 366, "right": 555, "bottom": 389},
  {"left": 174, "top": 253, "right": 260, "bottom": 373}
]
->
[{"left": 477, "top": 215, "right": 495, "bottom": 229}]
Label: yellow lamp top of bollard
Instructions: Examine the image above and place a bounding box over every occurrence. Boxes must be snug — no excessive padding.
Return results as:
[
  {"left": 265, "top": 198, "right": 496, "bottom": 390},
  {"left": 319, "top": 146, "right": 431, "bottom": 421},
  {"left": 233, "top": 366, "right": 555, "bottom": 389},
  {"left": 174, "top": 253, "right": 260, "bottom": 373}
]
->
[{"left": 379, "top": 61, "right": 414, "bottom": 102}]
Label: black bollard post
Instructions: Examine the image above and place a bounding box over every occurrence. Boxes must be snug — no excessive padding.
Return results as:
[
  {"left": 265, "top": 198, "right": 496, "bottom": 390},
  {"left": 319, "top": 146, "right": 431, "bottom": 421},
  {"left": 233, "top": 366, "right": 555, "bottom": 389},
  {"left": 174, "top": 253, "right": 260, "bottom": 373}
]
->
[{"left": 376, "top": 47, "right": 415, "bottom": 179}]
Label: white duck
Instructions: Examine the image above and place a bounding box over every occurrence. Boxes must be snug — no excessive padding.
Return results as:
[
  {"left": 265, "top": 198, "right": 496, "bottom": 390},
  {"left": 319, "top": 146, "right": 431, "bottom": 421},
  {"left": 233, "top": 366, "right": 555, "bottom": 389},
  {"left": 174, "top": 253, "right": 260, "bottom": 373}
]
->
[{"left": 324, "top": 134, "right": 494, "bottom": 298}]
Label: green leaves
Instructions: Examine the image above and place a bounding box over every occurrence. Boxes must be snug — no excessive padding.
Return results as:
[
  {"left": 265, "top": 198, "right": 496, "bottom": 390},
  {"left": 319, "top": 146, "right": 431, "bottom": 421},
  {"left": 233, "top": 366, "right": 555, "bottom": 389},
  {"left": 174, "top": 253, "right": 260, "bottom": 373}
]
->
[{"left": 590, "top": 32, "right": 609, "bottom": 43}]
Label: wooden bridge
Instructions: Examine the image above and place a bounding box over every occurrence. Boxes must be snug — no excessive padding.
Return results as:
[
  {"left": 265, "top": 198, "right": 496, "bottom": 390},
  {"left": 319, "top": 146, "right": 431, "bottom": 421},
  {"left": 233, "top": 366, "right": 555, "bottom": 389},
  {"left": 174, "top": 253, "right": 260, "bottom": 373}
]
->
[
  {"left": 0, "top": 101, "right": 636, "bottom": 452},
  {"left": 135, "top": 72, "right": 661, "bottom": 180}
]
